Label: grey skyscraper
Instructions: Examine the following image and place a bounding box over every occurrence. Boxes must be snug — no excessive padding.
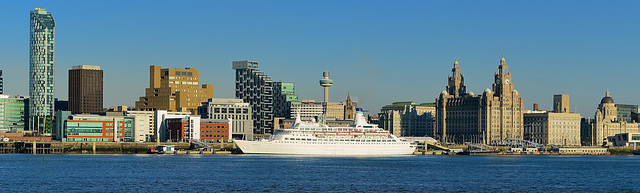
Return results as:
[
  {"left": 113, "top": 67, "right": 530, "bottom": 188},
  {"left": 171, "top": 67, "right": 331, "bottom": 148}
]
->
[
  {"left": 29, "top": 8, "right": 55, "bottom": 134},
  {"left": 233, "top": 60, "right": 274, "bottom": 134}
]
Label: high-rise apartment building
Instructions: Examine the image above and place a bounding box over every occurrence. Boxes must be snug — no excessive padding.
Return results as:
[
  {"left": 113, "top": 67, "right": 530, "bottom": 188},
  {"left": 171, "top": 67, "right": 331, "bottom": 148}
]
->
[
  {"left": 233, "top": 60, "right": 274, "bottom": 134},
  {"left": 379, "top": 101, "right": 436, "bottom": 137},
  {"left": 68, "top": 65, "right": 103, "bottom": 114},
  {"left": 273, "top": 82, "right": 300, "bottom": 119},
  {"left": 135, "top": 65, "right": 213, "bottom": 114},
  {"left": 29, "top": 8, "right": 55, "bottom": 134},
  {"left": 436, "top": 56, "right": 524, "bottom": 144}
]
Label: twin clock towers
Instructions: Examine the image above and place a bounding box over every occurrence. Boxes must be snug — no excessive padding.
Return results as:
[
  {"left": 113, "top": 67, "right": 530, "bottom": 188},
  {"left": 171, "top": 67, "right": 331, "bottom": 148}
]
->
[{"left": 436, "top": 56, "right": 524, "bottom": 144}]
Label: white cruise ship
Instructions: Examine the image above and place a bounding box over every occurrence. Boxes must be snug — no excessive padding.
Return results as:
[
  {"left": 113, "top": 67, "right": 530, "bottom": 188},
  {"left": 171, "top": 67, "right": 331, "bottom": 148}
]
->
[{"left": 234, "top": 108, "right": 416, "bottom": 155}]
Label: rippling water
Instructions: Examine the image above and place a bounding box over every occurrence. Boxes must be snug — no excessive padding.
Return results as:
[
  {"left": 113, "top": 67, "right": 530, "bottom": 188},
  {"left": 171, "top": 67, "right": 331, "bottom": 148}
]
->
[{"left": 0, "top": 154, "right": 638, "bottom": 192}]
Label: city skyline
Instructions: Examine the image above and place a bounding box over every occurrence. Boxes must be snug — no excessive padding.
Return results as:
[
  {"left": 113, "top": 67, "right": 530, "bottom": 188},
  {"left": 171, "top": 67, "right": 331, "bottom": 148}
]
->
[{"left": 1, "top": 1, "right": 639, "bottom": 117}]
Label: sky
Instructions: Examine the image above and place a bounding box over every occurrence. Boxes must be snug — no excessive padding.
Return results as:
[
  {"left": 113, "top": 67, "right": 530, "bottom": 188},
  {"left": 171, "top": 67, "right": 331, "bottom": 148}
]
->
[{"left": 1, "top": 1, "right": 639, "bottom": 117}]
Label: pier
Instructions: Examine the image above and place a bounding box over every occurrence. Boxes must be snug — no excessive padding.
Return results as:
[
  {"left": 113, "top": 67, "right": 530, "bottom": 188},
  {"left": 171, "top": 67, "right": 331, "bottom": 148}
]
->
[{"left": 0, "top": 142, "right": 64, "bottom": 154}]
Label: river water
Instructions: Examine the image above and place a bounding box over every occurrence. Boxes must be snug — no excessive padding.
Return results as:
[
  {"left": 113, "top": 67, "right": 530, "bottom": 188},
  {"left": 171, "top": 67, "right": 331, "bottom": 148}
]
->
[{"left": 0, "top": 154, "right": 638, "bottom": 192}]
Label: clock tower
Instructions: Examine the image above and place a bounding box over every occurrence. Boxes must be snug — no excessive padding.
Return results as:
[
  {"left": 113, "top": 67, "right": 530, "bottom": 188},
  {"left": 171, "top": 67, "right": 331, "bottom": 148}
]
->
[{"left": 492, "top": 55, "right": 513, "bottom": 96}]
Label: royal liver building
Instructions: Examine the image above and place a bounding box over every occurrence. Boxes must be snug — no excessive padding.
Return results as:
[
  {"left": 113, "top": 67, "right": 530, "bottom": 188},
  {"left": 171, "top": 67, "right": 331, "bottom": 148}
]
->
[
  {"left": 29, "top": 8, "right": 55, "bottom": 134},
  {"left": 436, "top": 56, "right": 524, "bottom": 144}
]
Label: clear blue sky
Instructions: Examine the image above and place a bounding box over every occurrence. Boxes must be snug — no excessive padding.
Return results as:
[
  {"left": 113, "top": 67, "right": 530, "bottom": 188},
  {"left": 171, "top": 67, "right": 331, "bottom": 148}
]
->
[{"left": 1, "top": 1, "right": 639, "bottom": 117}]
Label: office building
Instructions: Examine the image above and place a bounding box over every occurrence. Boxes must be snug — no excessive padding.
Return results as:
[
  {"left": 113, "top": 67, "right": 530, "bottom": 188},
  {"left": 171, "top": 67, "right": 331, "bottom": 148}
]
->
[
  {"left": 198, "top": 98, "right": 253, "bottom": 140},
  {"left": 58, "top": 114, "right": 133, "bottom": 142},
  {"left": 289, "top": 100, "right": 324, "bottom": 120},
  {"left": 69, "top": 65, "right": 103, "bottom": 114},
  {"left": 0, "top": 95, "right": 27, "bottom": 132},
  {"left": 124, "top": 110, "right": 190, "bottom": 142},
  {"left": 135, "top": 65, "right": 213, "bottom": 114},
  {"left": 523, "top": 110, "right": 581, "bottom": 146},
  {"left": 54, "top": 98, "right": 68, "bottom": 111},
  {"left": 29, "top": 8, "right": 55, "bottom": 134},
  {"left": 167, "top": 118, "right": 230, "bottom": 143},
  {"left": 615, "top": 104, "right": 638, "bottom": 123},
  {"left": 273, "top": 82, "right": 300, "bottom": 119},
  {"left": 590, "top": 91, "right": 640, "bottom": 146},
  {"left": 524, "top": 94, "right": 581, "bottom": 146},
  {"left": 379, "top": 101, "right": 436, "bottom": 137},
  {"left": 436, "top": 56, "right": 524, "bottom": 144},
  {"left": 233, "top": 60, "right": 274, "bottom": 134}
]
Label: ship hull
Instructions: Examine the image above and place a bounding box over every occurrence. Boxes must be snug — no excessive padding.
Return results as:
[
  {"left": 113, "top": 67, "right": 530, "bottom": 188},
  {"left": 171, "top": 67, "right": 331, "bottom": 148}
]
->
[{"left": 234, "top": 140, "right": 416, "bottom": 155}]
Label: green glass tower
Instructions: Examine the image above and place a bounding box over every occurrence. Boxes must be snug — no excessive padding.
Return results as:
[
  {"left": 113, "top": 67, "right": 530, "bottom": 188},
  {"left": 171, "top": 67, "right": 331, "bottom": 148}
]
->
[{"left": 29, "top": 8, "right": 55, "bottom": 134}]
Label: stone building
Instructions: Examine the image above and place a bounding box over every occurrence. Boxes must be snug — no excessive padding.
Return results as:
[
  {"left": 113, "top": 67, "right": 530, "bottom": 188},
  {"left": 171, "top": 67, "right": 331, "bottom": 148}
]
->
[
  {"left": 436, "top": 56, "right": 523, "bottom": 144},
  {"left": 524, "top": 94, "right": 581, "bottom": 146},
  {"left": 378, "top": 101, "right": 435, "bottom": 137},
  {"left": 590, "top": 91, "right": 640, "bottom": 146}
]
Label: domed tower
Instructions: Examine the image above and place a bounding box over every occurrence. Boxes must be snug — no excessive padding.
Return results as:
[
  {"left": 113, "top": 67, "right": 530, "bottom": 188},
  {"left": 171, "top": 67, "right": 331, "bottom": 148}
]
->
[
  {"left": 319, "top": 71, "right": 333, "bottom": 103},
  {"left": 598, "top": 90, "right": 617, "bottom": 122},
  {"left": 447, "top": 58, "right": 466, "bottom": 97}
]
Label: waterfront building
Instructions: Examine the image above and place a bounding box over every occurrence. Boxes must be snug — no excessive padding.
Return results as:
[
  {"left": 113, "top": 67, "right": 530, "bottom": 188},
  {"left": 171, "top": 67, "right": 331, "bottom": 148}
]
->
[
  {"left": 378, "top": 101, "right": 435, "bottom": 137},
  {"left": 68, "top": 65, "right": 103, "bottom": 114},
  {"left": 167, "top": 117, "right": 230, "bottom": 143},
  {"left": 124, "top": 110, "right": 190, "bottom": 142},
  {"left": 29, "top": 8, "right": 56, "bottom": 134},
  {"left": 135, "top": 65, "right": 213, "bottom": 115},
  {"left": 607, "top": 133, "right": 640, "bottom": 147},
  {"left": 58, "top": 114, "right": 134, "bottom": 142},
  {"left": 436, "top": 56, "right": 524, "bottom": 144},
  {"left": 273, "top": 82, "right": 300, "bottom": 119},
  {"left": 615, "top": 104, "right": 638, "bottom": 123},
  {"left": 524, "top": 95, "right": 581, "bottom": 146},
  {"left": 590, "top": 91, "right": 640, "bottom": 146},
  {"left": 198, "top": 98, "right": 253, "bottom": 140},
  {"left": 0, "top": 95, "right": 26, "bottom": 132},
  {"left": 523, "top": 110, "right": 581, "bottom": 146},
  {"left": 233, "top": 60, "right": 274, "bottom": 134},
  {"left": 0, "top": 70, "right": 3, "bottom": 94}
]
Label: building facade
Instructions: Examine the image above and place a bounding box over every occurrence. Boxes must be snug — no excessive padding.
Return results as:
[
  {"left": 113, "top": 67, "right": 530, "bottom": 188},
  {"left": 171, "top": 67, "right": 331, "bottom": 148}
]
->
[
  {"left": 436, "top": 57, "right": 524, "bottom": 144},
  {"left": 135, "top": 65, "right": 213, "bottom": 114},
  {"left": 198, "top": 98, "right": 253, "bottom": 140},
  {"left": 523, "top": 110, "right": 581, "bottom": 146},
  {"left": 69, "top": 65, "right": 103, "bottom": 114},
  {"left": 273, "top": 82, "right": 300, "bottom": 119},
  {"left": 29, "top": 8, "right": 56, "bottom": 134},
  {"left": 590, "top": 91, "right": 640, "bottom": 146},
  {"left": 166, "top": 117, "right": 231, "bottom": 143},
  {"left": 233, "top": 60, "right": 274, "bottom": 134},
  {"left": 59, "top": 114, "right": 133, "bottom": 142},
  {"left": 0, "top": 95, "right": 26, "bottom": 132},
  {"left": 615, "top": 104, "right": 638, "bottom": 123},
  {"left": 289, "top": 100, "right": 324, "bottom": 120},
  {"left": 379, "top": 101, "right": 435, "bottom": 137}
]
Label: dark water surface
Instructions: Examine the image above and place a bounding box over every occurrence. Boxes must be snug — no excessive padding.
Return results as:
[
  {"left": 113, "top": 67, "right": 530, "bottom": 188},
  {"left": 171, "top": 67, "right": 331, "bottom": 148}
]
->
[{"left": 0, "top": 154, "right": 638, "bottom": 192}]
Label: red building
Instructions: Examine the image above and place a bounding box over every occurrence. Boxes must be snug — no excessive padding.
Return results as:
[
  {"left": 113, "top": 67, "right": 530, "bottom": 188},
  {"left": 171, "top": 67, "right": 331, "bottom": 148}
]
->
[{"left": 166, "top": 118, "right": 229, "bottom": 142}]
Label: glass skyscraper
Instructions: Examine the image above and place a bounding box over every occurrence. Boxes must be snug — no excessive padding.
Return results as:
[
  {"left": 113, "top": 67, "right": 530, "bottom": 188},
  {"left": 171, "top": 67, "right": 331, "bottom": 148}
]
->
[{"left": 29, "top": 8, "right": 55, "bottom": 134}]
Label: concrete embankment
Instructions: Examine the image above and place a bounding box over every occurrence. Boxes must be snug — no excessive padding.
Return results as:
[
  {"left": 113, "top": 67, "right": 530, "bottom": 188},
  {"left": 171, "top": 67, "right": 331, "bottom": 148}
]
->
[{"left": 1, "top": 141, "right": 240, "bottom": 154}]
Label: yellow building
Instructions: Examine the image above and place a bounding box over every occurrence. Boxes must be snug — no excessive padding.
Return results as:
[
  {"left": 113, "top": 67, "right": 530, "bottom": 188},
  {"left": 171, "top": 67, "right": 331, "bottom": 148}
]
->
[{"left": 135, "top": 65, "right": 213, "bottom": 114}]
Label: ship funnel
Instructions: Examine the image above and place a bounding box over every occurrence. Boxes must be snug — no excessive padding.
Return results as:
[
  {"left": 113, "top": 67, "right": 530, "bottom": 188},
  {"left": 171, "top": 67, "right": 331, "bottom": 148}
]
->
[{"left": 354, "top": 108, "right": 367, "bottom": 125}]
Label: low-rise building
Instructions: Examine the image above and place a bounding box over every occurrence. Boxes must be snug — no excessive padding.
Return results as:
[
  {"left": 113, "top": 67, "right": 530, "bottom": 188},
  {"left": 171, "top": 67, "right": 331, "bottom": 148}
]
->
[
  {"left": 166, "top": 117, "right": 230, "bottom": 143},
  {"left": 198, "top": 98, "right": 253, "bottom": 140},
  {"left": 607, "top": 133, "right": 640, "bottom": 147},
  {"left": 60, "top": 114, "right": 134, "bottom": 142}
]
